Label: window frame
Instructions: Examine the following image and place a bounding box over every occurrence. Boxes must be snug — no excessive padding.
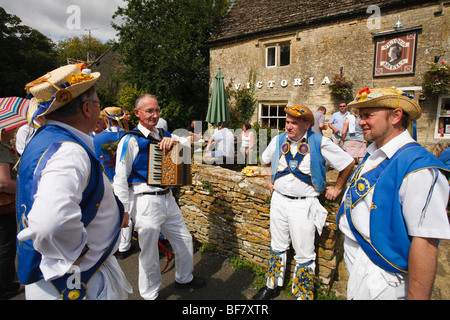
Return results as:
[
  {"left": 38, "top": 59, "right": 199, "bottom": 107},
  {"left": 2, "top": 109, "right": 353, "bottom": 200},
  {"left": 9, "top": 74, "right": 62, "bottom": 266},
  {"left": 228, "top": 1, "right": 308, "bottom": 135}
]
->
[
  {"left": 279, "top": 43, "right": 290, "bottom": 67},
  {"left": 265, "top": 43, "right": 290, "bottom": 68},
  {"left": 266, "top": 46, "right": 277, "bottom": 68},
  {"left": 259, "top": 102, "right": 287, "bottom": 129},
  {"left": 434, "top": 94, "right": 450, "bottom": 139}
]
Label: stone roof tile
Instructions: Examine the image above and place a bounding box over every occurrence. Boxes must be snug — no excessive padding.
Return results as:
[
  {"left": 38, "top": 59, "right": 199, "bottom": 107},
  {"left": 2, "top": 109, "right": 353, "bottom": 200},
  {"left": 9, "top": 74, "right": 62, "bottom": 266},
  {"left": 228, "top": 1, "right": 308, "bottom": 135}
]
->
[{"left": 209, "top": 0, "right": 439, "bottom": 44}]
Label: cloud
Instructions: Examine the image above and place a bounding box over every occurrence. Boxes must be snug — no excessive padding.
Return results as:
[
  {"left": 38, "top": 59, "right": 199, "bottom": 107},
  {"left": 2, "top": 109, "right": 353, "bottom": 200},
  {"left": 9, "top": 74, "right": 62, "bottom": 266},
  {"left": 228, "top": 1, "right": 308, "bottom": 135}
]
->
[{"left": 0, "top": 0, "right": 126, "bottom": 43}]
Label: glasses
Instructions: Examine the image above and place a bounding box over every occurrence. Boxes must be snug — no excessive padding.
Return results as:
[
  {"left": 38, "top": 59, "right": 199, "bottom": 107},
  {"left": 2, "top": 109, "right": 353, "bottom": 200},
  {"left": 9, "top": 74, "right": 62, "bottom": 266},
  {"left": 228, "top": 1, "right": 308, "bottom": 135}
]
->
[{"left": 143, "top": 108, "right": 161, "bottom": 115}]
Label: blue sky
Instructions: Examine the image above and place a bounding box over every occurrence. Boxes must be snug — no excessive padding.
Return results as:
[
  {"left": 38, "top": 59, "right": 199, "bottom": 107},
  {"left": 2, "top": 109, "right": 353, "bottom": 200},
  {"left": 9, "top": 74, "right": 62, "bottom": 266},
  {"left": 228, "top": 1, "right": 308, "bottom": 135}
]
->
[{"left": 0, "top": 0, "right": 126, "bottom": 43}]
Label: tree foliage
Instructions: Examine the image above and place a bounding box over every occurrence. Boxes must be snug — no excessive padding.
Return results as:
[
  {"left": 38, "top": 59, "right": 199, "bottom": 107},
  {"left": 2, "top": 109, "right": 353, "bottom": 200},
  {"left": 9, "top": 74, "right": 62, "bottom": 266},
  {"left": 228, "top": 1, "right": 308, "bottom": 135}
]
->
[
  {"left": 116, "top": 84, "right": 149, "bottom": 128},
  {"left": 227, "top": 68, "right": 257, "bottom": 129},
  {"left": 112, "top": 0, "right": 230, "bottom": 130},
  {"left": 0, "top": 7, "right": 57, "bottom": 97},
  {"left": 55, "top": 35, "right": 113, "bottom": 66}
]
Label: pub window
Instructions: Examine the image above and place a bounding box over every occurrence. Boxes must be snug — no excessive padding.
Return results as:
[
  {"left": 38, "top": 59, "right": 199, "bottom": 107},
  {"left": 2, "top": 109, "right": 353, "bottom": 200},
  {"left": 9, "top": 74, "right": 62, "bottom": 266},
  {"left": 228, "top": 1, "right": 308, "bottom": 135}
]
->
[
  {"left": 280, "top": 44, "right": 290, "bottom": 66},
  {"left": 260, "top": 103, "right": 287, "bottom": 129},
  {"left": 435, "top": 95, "right": 450, "bottom": 138},
  {"left": 265, "top": 43, "right": 290, "bottom": 68},
  {"left": 266, "top": 46, "right": 276, "bottom": 67}
]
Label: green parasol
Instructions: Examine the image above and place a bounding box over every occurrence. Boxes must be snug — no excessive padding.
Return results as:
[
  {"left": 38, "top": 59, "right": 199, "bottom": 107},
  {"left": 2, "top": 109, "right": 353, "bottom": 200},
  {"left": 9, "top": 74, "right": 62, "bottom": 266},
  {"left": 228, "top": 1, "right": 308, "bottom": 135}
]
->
[{"left": 206, "top": 70, "right": 230, "bottom": 125}]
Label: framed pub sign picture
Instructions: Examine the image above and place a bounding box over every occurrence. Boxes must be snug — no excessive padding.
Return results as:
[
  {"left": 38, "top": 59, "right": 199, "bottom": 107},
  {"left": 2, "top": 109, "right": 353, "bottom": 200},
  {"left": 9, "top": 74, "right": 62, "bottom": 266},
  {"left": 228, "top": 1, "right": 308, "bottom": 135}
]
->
[{"left": 373, "top": 28, "right": 420, "bottom": 77}]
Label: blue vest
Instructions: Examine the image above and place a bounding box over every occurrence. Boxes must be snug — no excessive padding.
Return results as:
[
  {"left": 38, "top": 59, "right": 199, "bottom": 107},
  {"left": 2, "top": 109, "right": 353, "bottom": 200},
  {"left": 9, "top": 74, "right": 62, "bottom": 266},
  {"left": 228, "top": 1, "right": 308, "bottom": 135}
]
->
[
  {"left": 337, "top": 142, "right": 449, "bottom": 273},
  {"left": 93, "top": 129, "right": 126, "bottom": 180},
  {"left": 271, "top": 130, "right": 326, "bottom": 192},
  {"left": 16, "top": 125, "right": 123, "bottom": 299},
  {"left": 118, "top": 127, "right": 171, "bottom": 184}
]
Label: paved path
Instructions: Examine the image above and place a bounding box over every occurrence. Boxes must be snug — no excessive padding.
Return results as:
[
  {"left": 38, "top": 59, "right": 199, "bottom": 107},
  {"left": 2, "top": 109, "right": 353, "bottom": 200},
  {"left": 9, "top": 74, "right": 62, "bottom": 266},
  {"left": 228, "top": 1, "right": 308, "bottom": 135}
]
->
[{"left": 117, "top": 245, "right": 264, "bottom": 301}]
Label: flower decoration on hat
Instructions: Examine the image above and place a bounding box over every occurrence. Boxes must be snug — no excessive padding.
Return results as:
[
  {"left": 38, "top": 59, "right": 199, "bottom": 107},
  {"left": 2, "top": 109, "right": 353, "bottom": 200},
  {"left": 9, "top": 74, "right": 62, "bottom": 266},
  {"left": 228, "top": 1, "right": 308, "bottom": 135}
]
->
[
  {"left": 286, "top": 105, "right": 306, "bottom": 117},
  {"left": 352, "top": 87, "right": 408, "bottom": 103},
  {"left": 68, "top": 68, "right": 94, "bottom": 86},
  {"left": 353, "top": 88, "right": 383, "bottom": 103},
  {"left": 356, "top": 87, "right": 371, "bottom": 101}
]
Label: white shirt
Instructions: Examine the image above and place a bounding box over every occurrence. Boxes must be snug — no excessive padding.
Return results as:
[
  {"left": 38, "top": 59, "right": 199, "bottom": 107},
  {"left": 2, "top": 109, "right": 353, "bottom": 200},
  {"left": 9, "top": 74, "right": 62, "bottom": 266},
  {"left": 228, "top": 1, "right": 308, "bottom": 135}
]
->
[
  {"left": 339, "top": 130, "right": 450, "bottom": 243},
  {"left": 15, "top": 122, "right": 40, "bottom": 155},
  {"left": 113, "top": 123, "right": 189, "bottom": 213},
  {"left": 211, "top": 128, "right": 234, "bottom": 157},
  {"left": 17, "top": 120, "right": 122, "bottom": 281},
  {"left": 346, "top": 114, "right": 356, "bottom": 134},
  {"left": 262, "top": 132, "right": 354, "bottom": 197}
]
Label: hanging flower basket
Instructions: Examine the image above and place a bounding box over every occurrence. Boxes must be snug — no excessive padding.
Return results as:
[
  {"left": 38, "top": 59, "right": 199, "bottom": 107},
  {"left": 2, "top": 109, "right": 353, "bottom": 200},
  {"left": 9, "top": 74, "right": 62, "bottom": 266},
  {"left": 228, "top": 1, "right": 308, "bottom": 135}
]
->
[
  {"left": 422, "top": 61, "right": 450, "bottom": 95},
  {"left": 328, "top": 73, "right": 354, "bottom": 100}
]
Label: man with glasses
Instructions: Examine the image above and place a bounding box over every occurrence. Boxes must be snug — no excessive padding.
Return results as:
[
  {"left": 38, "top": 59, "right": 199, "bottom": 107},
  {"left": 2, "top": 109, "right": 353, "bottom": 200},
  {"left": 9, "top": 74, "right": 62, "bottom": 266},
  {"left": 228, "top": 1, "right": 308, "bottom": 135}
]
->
[
  {"left": 114, "top": 94, "right": 204, "bottom": 300},
  {"left": 16, "top": 64, "right": 132, "bottom": 300},
  {"left": 328, "top": 102, "right": 349, "bottom": 147}
]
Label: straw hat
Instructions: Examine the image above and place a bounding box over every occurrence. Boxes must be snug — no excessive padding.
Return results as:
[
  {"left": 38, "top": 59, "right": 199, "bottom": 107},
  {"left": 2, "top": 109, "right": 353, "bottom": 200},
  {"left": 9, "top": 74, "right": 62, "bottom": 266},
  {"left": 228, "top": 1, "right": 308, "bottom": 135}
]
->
[
  {"left": 284, "top": 105, "right": 315, "bottom": 125},
  {"left": 25, "top": 63, "right": 100, "bottom": 118},
  {"left": 27, "top": 98, "right": 39, "bottom": 125},
  {"left": 103, "top": 106, "right": 125, "bottom": 130},
  {"left": 348, "top": 87, "right": 422, "bottom": 120},
  {"left": 103, "top": 107, "right": 124, "bottom": 120}
]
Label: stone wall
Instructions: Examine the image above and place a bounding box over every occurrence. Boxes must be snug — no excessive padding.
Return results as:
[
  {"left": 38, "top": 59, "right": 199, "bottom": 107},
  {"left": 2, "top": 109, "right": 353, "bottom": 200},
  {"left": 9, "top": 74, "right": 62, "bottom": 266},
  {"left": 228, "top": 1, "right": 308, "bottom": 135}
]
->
[{"left": 179, "top": 164, "right": 343, "bottom": 288}]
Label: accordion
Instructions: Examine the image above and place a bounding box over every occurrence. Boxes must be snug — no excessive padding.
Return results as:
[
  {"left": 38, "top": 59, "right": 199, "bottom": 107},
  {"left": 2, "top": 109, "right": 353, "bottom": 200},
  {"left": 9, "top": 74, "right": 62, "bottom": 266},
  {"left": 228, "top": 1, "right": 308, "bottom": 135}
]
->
[{"left": 147, "top": 142, "right": 192, "bottom": 186}]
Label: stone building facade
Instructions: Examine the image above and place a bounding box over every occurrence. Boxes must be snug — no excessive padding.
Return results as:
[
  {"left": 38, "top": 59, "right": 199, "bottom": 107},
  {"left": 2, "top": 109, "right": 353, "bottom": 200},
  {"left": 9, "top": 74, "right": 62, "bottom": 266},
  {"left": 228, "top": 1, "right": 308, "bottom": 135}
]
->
[{"left": 208, "top": 0, "right": 449, "bottom": 147}]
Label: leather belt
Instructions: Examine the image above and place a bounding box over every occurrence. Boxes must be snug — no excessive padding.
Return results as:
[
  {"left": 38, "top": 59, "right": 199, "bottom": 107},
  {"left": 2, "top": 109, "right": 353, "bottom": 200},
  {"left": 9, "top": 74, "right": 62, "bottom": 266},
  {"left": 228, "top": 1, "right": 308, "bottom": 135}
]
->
[
  {"left": 276, "top": 191, "right": 306, "bottom": 200},
  {"left": 140, "top": 188, "right": 170, "bottom": 196}
]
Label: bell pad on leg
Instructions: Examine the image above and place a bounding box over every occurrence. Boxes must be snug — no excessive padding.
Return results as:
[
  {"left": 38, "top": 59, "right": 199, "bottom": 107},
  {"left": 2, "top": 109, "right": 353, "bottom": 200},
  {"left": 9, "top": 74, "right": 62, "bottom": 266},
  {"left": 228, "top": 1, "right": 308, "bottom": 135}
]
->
[{"left": 292, "top": 265, "right": 316, "bottom": 300}]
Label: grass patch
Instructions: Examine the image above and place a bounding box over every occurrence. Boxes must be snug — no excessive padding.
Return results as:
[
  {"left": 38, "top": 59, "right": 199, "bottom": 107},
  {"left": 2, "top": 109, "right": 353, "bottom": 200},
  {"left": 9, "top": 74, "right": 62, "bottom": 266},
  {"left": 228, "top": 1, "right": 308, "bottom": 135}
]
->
[
  {"left": 229, "top": 255, "right": 266, "bottom": 290},
  {"left": 196, "top": 241, "right": 215, "bottom": 253},
  {"left": 200, "top": 180, "right": 216, "bottom": 195},
  {"left": 229, "top": 255, "right": 344, "bottom": 300}
]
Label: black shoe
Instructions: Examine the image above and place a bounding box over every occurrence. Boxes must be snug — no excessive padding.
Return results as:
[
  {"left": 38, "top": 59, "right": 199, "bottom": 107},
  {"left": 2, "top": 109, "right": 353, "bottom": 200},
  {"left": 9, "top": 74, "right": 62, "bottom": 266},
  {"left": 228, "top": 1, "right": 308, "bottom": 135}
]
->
[
  {"left": 174, "top": 276, "right": 206, "bottom": 289},
  {"left": 115, "top": 245, "right": 135, "bottom": 260},
  {"left": 252, "top": 286, "right": 279, "bottom": 300},
  {"left": 0, "top": 283, "right": 24, "bottom": 300}
]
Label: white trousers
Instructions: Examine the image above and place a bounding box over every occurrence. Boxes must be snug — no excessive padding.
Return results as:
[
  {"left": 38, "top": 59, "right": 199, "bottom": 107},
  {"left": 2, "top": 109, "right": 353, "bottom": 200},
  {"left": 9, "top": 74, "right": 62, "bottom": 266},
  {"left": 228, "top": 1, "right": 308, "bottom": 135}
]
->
[
  {"left": 135, "top": 191, "right": 194, "bottom": 300},
  {"left": 118, "top": 219, "right": 133, "bottom": 252},
  {"left": 267, "top": 191, "right": 325, "bottom": 287},
  {"left": 344, "top": 237, "right": 408, "bottom": 300},
  {"left": 24, "top": 255, "right": 132, "bottom": 300}
]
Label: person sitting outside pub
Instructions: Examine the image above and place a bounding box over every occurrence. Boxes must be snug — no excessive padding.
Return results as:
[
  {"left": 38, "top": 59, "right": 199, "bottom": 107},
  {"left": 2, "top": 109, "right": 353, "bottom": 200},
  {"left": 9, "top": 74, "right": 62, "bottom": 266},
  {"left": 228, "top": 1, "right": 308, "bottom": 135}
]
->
[{"left": 204, "top": 121, "right": 235, "bottom": 164}]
